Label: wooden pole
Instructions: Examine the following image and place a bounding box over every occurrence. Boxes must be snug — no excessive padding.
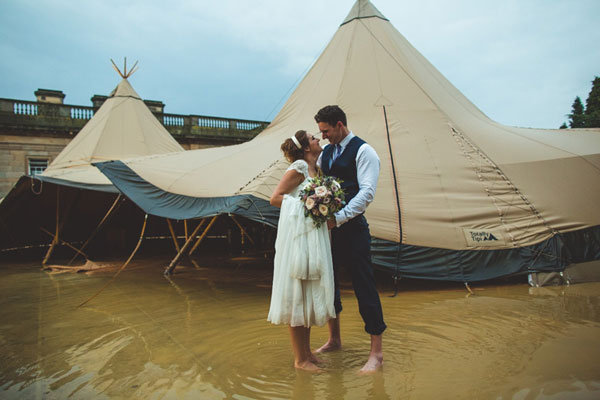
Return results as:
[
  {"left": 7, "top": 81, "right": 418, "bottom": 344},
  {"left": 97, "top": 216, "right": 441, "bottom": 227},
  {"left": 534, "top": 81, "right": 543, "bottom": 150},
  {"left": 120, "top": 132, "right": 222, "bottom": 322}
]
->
[
  {"left": 188, "top": 216, "right": 218, "bottom": 256},
  {"left": 184, "top": 220, "right": 189, "bottom": 241},
  {"left": 166, "top": 218, "right": 180, "bottom": 252},
  {"left": 128, "top": 61, "right": 139, "bottom": 77},
  {"left": 164, "top": 219, "right": 207, "bottom": 275},
  {"left": 110, "top": 59, "right": 124, "bottom": 78},
  {"left": 41, "top": 187, "right": 80, "bottom": 266},
  {"left": 67, "top": 194, "right": 123, "bottom": 266},
  {"left": 42, "top": 186, "right": 60, "bottom": 266},
  {"left": 229, "top": 215, "right": 255, "bottom": 246},
  {"left": 40, "top": 227, "right": 88, "bottom": 261}
]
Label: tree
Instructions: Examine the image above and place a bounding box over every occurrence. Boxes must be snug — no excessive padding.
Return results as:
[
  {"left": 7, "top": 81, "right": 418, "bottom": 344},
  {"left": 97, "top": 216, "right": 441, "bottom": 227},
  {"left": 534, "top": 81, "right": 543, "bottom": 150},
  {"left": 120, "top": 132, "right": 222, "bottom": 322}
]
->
[
  {"left": 568, "top": 96, "right": 586, "bottom": 128},
  {"left": 584, "top": 76, "right": 600, "bottom": 128},
  {"left": 559, "top": 122, "right": 568, "bottom": 129}
]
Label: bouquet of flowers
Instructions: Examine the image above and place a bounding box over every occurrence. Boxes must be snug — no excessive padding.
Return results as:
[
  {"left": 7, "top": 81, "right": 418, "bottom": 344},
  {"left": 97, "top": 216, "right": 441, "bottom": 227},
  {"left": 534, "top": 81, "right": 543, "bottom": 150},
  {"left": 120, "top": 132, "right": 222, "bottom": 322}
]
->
[{"left": 299, "top": 175, "right": 346, "bottom": 228}]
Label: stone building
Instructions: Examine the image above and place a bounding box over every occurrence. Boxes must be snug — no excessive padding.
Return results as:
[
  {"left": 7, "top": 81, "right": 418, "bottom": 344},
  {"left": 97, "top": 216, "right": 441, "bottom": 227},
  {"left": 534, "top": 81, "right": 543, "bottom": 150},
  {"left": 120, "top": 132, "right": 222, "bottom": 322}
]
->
[{"left": 0, "top": 89, "right": 269, "bottom": 198}]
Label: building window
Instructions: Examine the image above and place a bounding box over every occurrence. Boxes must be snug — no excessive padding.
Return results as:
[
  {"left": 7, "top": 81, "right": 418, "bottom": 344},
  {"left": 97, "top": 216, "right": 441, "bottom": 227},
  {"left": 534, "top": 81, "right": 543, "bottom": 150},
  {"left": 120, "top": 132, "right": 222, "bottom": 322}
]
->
[{"left": 28, "top": 158, "right": 48, "bottom": 176}]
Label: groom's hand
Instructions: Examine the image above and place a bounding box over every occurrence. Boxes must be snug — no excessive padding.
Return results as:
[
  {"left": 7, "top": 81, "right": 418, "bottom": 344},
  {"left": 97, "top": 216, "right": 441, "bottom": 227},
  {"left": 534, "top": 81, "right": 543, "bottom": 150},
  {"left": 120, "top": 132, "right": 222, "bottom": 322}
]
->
[{"left": 327, "top": 219, "right": 336, "bottom": 230}]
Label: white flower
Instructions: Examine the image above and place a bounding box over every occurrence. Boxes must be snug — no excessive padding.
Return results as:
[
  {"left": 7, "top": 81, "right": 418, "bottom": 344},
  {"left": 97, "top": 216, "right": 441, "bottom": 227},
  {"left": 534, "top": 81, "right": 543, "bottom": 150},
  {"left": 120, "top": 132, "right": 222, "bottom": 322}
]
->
[
  {"left": 305, "top": 197, "right": 316, "bottom": 210},
  {"left": 304, "top": 183, "right": 312, "bottom": 191},
  {"left": 319, "top": 204, "right": 328, "bottom": 215},
  {"left": 331, "top": 180, "right": 341, "bottom": 192},
  {"left": 315, "top": 186, "right": 328, "bottom": 197}
]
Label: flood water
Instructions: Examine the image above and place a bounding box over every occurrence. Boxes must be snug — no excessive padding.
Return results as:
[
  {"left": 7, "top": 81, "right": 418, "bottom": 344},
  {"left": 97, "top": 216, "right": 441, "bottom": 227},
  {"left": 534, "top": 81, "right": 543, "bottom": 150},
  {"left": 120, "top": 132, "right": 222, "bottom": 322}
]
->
[{"left": 1, "top": 257, "right": 600, "bottom": 399}]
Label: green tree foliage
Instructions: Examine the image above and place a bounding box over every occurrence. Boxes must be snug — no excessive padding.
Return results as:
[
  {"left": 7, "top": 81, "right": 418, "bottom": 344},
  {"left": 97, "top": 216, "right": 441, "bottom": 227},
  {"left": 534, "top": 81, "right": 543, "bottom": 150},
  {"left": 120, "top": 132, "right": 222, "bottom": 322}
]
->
[
  {"left": 559, "top": 122, "right": 568, "bottom": 129},
  {"left": 584, "top": 76, "right": 600, "bottom": 128},
  {"left": 568, "top": 96, "right": 586, "bottom": 128}
]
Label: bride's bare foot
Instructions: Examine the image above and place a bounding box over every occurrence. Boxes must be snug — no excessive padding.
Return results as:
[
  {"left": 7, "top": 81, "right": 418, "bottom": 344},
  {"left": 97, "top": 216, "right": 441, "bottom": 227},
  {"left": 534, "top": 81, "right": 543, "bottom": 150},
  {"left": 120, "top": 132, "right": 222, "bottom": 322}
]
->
[
  {"left": 315, "top": 340, "right": 341, "bottom": 353},
  {"left": 295, "top": 360, "right": 321, "bottom": 372},
  {"left": 358, "top": 352, "right": 383, "bottom": 374}
]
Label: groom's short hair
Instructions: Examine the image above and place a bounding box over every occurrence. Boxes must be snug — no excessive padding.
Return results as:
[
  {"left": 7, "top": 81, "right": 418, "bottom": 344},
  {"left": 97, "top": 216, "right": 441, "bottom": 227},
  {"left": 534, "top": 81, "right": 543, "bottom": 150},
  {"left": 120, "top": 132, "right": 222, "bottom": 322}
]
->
[{"left": 315, "top": 105, "right": 347, "bottom": 127}]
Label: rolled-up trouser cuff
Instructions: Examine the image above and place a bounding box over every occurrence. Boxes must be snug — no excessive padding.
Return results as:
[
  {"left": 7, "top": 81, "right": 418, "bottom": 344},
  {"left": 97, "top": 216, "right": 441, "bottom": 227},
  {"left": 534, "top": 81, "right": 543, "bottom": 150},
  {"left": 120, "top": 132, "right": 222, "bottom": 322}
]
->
[{"left": 366, "top": 322, "right": 387, "bottom": 336}]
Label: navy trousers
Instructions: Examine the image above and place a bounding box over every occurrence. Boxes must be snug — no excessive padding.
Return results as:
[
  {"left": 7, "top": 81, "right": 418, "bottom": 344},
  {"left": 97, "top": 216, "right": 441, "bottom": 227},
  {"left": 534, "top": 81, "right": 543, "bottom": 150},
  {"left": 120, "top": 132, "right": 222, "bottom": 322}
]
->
[{"left": 331, "top": 215, "right": 386, "bottom": 335}]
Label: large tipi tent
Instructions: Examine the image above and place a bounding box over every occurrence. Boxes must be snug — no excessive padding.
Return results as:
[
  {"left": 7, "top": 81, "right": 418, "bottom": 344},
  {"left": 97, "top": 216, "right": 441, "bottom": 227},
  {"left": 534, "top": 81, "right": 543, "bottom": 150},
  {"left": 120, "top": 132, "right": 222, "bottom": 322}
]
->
[
  {"left": 97, "top": 0, "right": 600, "bottom": 281},
  {"left": 0, "top": 69, "right": 184, "bottom": 256}
]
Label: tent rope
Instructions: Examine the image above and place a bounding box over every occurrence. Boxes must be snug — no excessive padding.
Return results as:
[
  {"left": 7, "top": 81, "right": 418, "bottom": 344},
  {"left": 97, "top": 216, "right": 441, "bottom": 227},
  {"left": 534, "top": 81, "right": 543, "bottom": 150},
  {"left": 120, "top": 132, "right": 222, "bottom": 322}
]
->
[
  {"left": 77, "top": 214, "right": 148, "bottom": 307},
  {"left": 30, "top": 176, "right": 43, "bottom": 195},
  {"left": 247, "top": 196, "right": 266, "bottom": 221},
  {"left": 67, "top": 194, "right": 123, "bottom": 266},
  {"left": 382, "top": 105, "right": 403, "bottom": 297}
]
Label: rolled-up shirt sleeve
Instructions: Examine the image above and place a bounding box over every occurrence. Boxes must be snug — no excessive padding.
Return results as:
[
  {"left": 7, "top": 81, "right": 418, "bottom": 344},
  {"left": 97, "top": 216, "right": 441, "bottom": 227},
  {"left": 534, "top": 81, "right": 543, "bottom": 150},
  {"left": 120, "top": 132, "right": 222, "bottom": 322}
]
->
[{"left": 334, "top": 143, "right": 380, "bottom": 226}]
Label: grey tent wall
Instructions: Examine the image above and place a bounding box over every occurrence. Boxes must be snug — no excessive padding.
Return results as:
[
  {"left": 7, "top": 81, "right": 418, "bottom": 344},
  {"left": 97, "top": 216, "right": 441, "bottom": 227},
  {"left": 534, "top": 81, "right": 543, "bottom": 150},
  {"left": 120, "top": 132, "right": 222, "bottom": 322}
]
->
[{"left": 96, "top": 160, "right": 600, "bottom": 282}]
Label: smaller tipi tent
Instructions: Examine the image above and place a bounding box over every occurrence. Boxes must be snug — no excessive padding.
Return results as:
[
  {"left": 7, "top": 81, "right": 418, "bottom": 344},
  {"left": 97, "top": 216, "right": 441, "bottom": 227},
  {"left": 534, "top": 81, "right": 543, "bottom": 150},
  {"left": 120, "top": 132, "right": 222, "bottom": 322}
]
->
[
  {"left": 39, "top": 66, "right": 183, "bottom": 191},
  {"left": 0, "top": 64, "right": 184, "bottom": 258}
]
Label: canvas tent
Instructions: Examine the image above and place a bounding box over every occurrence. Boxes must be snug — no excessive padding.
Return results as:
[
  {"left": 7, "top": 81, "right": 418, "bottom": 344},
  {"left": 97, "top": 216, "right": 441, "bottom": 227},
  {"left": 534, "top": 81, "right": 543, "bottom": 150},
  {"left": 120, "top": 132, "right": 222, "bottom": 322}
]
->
[
  {"left": 97, "top": 0, "right": 600, "bottom": 282},
  {"left": 39, "top": 77, "right": 184, "bottom": 190},
  {"left": 0, "top": 70, "right": 184, "bottom": 259}
]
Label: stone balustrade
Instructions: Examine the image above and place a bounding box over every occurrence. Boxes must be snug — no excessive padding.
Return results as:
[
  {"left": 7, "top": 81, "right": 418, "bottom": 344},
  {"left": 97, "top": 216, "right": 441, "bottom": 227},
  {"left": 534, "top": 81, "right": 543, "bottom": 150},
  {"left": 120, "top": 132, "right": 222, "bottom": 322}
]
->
[{"left": 0, "top": 97, "right": 269, "bottom": 142}]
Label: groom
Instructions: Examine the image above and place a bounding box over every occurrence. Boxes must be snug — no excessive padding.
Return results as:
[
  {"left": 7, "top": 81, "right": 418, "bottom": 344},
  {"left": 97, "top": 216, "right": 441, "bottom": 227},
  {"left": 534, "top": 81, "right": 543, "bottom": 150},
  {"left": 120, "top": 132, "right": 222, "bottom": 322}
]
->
[{"left": 315, "top": 105, "right": 386, "bottom": 373}]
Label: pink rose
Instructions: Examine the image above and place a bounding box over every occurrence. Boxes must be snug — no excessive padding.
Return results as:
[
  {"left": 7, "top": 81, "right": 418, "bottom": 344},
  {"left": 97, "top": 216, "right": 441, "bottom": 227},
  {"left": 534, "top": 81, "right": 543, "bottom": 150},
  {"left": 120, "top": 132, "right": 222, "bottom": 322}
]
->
[{"left": 315, "top": 186, "right": 327, "bottom": 197}]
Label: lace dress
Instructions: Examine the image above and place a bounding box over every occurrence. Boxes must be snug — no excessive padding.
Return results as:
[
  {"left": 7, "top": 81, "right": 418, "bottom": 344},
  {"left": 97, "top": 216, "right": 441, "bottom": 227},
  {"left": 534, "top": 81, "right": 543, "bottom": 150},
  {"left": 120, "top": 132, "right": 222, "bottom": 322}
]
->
[{"left": 268, "top": 159, "right": 336, "bottom": 327}]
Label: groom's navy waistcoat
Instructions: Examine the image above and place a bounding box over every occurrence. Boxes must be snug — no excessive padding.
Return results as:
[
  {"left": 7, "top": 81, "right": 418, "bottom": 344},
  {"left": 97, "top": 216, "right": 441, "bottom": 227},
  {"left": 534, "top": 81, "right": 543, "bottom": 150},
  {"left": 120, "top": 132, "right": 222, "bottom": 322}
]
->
[{"left": 322, "top": 136, "right": 365, "bottom": 204}]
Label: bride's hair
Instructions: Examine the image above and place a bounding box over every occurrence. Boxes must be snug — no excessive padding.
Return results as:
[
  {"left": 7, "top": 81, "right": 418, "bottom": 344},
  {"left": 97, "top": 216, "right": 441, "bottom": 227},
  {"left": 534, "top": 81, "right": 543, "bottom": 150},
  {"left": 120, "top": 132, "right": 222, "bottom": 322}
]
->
[{"left": 281, "top": 130, "right": 309, "bottom": 162}]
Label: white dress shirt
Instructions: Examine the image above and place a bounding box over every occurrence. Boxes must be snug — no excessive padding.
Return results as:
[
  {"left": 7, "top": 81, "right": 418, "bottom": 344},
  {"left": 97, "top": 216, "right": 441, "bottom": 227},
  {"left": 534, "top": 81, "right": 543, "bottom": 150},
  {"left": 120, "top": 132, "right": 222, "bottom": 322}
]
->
[{"left": 317, "top": 132, "right": 380, "bottom": 227}]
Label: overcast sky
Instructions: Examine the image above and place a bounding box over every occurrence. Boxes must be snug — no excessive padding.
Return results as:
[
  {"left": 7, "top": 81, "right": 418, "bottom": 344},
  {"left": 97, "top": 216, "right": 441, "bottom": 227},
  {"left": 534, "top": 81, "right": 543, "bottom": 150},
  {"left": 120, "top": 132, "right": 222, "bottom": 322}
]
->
[{"left": 1, "top": 0, "right": 598, "bottom": 129}]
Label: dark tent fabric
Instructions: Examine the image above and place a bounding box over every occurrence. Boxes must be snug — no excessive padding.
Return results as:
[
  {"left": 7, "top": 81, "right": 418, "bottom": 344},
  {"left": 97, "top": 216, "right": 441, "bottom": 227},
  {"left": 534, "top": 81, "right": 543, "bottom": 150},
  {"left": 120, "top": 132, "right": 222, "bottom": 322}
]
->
[{"left": 97, "top": 160, "right": 600, "bottom": 282}]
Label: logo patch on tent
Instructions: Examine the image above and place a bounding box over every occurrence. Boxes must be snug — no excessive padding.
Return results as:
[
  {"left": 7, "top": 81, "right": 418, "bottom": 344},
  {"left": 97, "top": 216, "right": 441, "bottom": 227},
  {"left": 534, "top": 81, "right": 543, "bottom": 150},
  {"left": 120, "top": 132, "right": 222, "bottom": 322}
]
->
[{"left": 463, "top": 228, "right": 506, "bottom": 247}]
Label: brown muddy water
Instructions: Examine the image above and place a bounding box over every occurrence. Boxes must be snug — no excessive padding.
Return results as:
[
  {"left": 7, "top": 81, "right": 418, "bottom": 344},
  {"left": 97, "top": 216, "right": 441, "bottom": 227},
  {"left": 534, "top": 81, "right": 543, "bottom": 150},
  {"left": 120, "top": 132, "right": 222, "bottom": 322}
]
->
[{"left": 1, "top": 257, "right": 600, "bottom": 399}]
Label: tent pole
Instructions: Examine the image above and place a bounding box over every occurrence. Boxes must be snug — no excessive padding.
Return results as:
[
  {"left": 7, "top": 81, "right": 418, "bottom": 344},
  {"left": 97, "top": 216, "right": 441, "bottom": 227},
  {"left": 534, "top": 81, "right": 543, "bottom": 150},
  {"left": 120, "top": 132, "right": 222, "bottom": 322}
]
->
[
  {"left": 164, "top": 218, "right": 207, "bottom": 275},
  {"left": 188, "top": 216, "right": 218, "bottom": 256},
  {"left": 464, "top": 282, "right": 474, "bottom": 295},
  {"left": 66, "top": 194, "right": 123, "bottom": 266},
  {"left": 40, "top": 227, "right": 88, "bottom": 261},
  {"left": 229, "top": 215, "right": 255, "bottom": 246},
  {"left": 184, "top": 220, "right": 189, "bottom": 241},
  {"left": 41, "top": 187, "right": 80, "bottom": 267},
  {"left": 42, "top": 186, "right": 60, "bottom": 266},
  {"left": 166, "top": 218, "right": 181, "bottom": 252},
  {"left": 78, "top": 214, "right": 148, "bottom": 307}
]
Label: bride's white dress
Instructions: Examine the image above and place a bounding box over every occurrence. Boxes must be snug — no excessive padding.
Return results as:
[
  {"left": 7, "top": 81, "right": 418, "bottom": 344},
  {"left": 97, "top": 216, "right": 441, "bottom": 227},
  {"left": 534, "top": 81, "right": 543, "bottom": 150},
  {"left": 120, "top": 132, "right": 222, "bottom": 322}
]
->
[{"left": 268, "top": 159, "right": 336, "bottom": 327}]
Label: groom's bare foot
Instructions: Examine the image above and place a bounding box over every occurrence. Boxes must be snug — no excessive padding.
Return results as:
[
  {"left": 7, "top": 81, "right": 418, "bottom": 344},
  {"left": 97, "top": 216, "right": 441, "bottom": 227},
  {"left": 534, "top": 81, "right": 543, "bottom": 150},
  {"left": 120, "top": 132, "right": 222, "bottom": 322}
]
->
[
  {"left": 315, "top": 339, "right": 341, "bottom": 353},
  {"left": 294, "top": 360, "right": 321, "bottom": 372},
  {"left": 309, "top": 352, "right": 324, "bottom": 364},
  {"left": 358, "top": 352, "right": 383, "bottom": 374}
]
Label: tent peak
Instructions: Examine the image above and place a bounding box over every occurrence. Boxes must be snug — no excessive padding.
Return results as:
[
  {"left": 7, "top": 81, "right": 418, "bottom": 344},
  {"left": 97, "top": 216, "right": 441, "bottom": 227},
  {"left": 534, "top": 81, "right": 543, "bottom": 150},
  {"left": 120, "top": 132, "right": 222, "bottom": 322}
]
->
[
  {"left": 341, "top": 0, "right": 389, "bottom": 26},
  {"left": 110, "top": 57, "right": 139, "bottom": 79},
  {"left": 109, "top": 78, "right": 142, "bottom": 100}
]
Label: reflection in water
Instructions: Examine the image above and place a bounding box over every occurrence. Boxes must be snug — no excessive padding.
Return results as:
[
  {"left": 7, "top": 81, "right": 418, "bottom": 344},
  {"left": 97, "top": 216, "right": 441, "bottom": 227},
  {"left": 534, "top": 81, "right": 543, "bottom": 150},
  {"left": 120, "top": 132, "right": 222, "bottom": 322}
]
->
[{"left": 0, "top": 259, "right": 600, "bottom": 399}]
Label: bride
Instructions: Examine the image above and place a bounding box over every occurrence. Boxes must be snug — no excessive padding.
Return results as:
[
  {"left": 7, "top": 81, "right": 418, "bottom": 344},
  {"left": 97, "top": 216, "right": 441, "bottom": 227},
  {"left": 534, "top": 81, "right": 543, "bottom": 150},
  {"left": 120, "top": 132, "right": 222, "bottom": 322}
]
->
[{"left": 268, "top": 129, "right": 336, "bottom": 371}]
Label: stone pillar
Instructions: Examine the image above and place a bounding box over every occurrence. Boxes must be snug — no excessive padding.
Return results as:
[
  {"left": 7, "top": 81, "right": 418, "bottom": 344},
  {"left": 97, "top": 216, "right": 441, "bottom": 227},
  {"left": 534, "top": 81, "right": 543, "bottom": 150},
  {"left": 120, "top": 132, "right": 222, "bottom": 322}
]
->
[{"left": 34, "top": 89, "right": 65, "bottom": 104}]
